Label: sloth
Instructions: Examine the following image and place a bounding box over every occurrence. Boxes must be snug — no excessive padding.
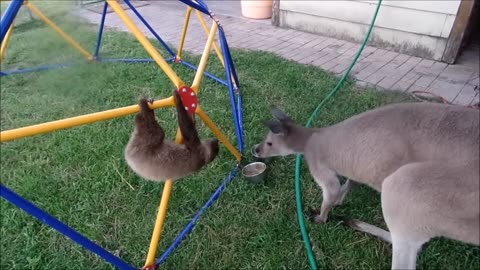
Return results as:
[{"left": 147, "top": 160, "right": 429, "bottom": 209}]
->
[{"left": 124, "top": 90, "right": 219, "bottom": 182}]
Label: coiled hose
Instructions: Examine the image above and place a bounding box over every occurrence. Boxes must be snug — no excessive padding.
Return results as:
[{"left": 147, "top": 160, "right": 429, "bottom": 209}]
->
[{"left": 293, "top": 1, "right": 383, "bottom": 269}]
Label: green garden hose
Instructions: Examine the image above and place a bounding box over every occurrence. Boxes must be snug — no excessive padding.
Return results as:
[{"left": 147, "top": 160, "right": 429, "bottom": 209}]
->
[{"left": 293, "top": 1, "right": 383, "bottom": 269}]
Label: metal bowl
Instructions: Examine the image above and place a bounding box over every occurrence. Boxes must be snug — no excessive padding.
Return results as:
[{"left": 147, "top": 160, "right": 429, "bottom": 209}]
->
[{"left": 242, "top": 161, "right": 267, "bottom": 184}]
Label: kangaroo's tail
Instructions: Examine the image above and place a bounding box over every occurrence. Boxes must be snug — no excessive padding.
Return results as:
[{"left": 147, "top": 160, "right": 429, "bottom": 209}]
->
[{"left": 335, "top": 216, "right": 392, "bottom": 243}]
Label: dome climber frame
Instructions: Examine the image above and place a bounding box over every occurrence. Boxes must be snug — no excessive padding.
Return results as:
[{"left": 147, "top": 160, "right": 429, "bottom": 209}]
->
[{"left": 0, "top": 0, "right": 244, "bottom": 269}]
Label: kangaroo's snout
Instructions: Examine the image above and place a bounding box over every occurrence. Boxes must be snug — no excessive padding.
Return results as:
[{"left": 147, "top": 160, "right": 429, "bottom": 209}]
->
[{"left": 252, "top": 144, "right": 260, "bottom": 157}]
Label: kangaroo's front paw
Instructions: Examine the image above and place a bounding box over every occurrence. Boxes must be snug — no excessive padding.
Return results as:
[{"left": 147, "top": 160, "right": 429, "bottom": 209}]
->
[
  {"left": 307, "top": 208, "right": 326, "bottom": 224},
  {"left": 312, "top": 214, "right": 327, "bottom": 224},
  {"left": 147, "top": 98, "right": 154, "bottom": 104}
]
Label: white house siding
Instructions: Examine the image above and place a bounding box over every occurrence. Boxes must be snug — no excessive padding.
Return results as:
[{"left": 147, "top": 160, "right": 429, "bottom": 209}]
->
[{"left": 278, "top": 0, "right": 461, "bottom": 61}]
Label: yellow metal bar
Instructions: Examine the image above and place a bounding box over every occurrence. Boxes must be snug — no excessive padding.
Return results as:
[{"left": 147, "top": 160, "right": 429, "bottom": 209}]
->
[
  {"left": 195, "top": 10, "right": 224, "bottom": 67},
  {"left": 191, "top": 22, "right": 218, "bottom": 92},
  {"left": 24, "top": 2, "right": 92, "bottom": 60},
  {"left": 196, "top": 106, "right": 241, "bottom": 161},
  {"left": 177, "top": 7, "right": 192, "bottom": 60},
  {"left": 0, "top": 23, "right": 14, "bottom": 62},
  {"left": 144, "top": 127, "right": 184, "bottom": 266},
  {"left": 106, "top": 0, "right": 184, "bottom": 88},
  {"left": 144, "top": 180, "right": 173, "bottom": 266},
  {"left": 0, "top": 97, "right": 174, "bottom": 143},
  {"left": 195, "top": 12, "right": 238, "bottom": 89}
]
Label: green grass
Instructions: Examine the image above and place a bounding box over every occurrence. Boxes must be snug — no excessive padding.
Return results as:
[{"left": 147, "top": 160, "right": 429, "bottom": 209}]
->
[{"left": 1, "top": 6, "right": 479, "bottom": 270}]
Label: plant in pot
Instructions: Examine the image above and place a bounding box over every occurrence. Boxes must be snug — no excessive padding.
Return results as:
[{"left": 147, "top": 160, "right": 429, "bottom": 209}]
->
[{"left": 240, "top": 0, "right": 273, "bottom": 19}]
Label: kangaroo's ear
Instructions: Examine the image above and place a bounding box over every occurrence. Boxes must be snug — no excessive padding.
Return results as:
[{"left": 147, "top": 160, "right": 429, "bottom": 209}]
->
[
  {"left": 264, "top": 120, "right": 286, "bottom": 135},
  {"left": 270, "top": 106, "right": 292, "bottom": 122}
]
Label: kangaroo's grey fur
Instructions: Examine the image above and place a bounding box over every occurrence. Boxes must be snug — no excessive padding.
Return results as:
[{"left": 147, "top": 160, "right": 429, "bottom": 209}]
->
[{"left": 253, "top": 102, "right": 479, "bottom": 270}]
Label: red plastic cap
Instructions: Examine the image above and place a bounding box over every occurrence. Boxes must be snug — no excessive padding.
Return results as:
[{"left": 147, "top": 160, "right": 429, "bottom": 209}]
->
[{"left": 177, "top": 86, "right": 198, "bottom": 115}]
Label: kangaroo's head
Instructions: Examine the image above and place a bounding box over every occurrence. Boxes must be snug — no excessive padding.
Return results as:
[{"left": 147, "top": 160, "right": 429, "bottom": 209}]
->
[
  {"left": 253, "top": 106, "right": 305, "bottom": 158},
  {"left": 202, "top": 138, "right": 220, "bottom": 164}
]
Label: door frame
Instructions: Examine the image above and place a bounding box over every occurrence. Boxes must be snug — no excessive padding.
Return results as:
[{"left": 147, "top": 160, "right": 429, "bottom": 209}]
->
[{"left": 442, "top": 0, "right": 477, "bottom": 64}]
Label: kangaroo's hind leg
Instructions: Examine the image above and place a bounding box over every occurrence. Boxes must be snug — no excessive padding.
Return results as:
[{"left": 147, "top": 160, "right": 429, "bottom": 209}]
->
[
  {"left": 382, "top": 164, "right": 433, "bottom": 270},
  {"left": 335, "top": 179, "right": 358, "bottom": 206},
  {"left": 390, "top": 235, "right": 425, "bottom": 270},
  {"left": 172, "top": 90, "right": 201, "bottom": 149}
]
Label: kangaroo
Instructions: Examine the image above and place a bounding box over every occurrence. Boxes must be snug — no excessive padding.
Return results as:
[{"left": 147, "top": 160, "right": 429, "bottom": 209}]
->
[
  {"left": 124, "top": 90, "right": 219, "bottom": 182},
  {"left": 253, "top": 102, "right": 479, "bottom": 270}
]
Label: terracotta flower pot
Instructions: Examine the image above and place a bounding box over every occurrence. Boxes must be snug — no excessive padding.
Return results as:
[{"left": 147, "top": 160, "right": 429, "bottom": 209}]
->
[{"left": 241, "top": 0, "right": 273, "bottom": 19}]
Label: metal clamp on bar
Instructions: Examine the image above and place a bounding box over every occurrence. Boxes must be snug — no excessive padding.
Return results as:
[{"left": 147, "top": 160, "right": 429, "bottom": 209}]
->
[{"left": 207, "top": 10, "right": 221, "bottom": 27}]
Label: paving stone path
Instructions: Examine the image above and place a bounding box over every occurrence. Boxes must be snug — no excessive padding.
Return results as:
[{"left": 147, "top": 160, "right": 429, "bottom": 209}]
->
[{"left": 76, "top": 1, "right": 479, "bottom": 106}]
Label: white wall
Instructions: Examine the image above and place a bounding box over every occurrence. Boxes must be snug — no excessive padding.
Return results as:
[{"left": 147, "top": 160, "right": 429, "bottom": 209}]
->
[{"left": 278, "top": 0, "right": 461, "bottom": 60}]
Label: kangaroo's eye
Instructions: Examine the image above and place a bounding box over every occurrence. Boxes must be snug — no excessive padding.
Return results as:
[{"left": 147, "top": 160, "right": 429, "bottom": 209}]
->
[{"left": 267, "top": 142, "right": 272, "bottom": 146}]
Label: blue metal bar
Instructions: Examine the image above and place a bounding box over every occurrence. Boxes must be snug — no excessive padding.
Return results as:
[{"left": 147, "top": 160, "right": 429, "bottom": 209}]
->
[
  {"left": 192, "top": 0, "right": 209, "bottom": 11},
  {"left": 155, "top": 166, "right": 239, "bottom": 266},
  {"left": 93, "top": 1, "right": 108, "bottom": 58},
  {"left": 1, "top": 0, "right": 23, "bottom": 42},
  {"left": 230, "top": 70, "right": 244, "bottom": 153},
  {"left": 220, "top": 33, "right": 242, "bottom": 151},
  {"left": 221, "top": 29, "right": 241, "bottom": 90},
  {"left": 179, "top": 60, "right": 228, "bottom": 86},
  {"left": 103, "top": 57, "right": 175, "bottom": 63},
  {"left": 219, "top": 27, "right": 244, "bottom": 152},
  {"left": 177, "top": 0, "right": 209, "bottom": 15},
  {"left": 0, "top": 57, "right": 176, "bottom": 76},
  {"left": 219, "top": 29, "right": 243, "bottom": 152},
  {"left": 0, "top": 62, "right": 77, "bottom": 76},
  {"left": 0, "top": 184, "right": 137, "bottom": 270},
  {"left": 123, "top": 0, "right": 176, "bottom": 57},
  {"left": 97, "top": 58, "right": 157, "bottom": 63},
  {"left": 236, "top": 94, "right": 244, "bottom": 153}
]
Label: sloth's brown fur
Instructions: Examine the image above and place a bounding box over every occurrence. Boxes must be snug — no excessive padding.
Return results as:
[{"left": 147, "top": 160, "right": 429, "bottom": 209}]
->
[{"left": 124, "top": 90, "right": 219, "bottom": 182}]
